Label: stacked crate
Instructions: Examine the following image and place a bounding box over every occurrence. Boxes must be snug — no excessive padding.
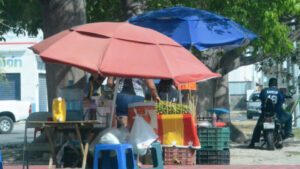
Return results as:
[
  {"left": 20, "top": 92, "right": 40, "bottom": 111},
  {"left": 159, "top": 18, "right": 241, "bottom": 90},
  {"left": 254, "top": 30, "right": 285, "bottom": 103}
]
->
[
  {"left": 163, "top": 147, "right": 196, "bottom": 165},
  {"left": 196, "top": 127, "right": 230, "bottom": 165}
]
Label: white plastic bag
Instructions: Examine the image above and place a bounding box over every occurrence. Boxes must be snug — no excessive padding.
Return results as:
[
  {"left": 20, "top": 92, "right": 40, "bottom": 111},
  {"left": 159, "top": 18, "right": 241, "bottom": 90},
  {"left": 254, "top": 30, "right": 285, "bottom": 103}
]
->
[
  {"left": 128, "top": 115, "right": 158, "bottom": 155},
  {"left": 99, "top": 128, "right": 121, "bottom": 144},
  {"left": 98, "top": 127, "right": 130, "bottom": 144}
]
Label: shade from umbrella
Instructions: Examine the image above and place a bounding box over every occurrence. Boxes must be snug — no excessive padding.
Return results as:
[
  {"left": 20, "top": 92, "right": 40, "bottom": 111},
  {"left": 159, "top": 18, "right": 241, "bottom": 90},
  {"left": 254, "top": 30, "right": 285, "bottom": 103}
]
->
[
  {"left": 31, "top": 22, "right": 220, "bottom": 84},
  {"left": 129, "top": 6, "right": 257, "bottom": 51}
]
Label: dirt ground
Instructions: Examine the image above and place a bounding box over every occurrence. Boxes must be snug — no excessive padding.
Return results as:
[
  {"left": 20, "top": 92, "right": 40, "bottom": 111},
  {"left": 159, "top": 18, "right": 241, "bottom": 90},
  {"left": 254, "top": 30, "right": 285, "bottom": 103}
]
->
[
  {"left": 231, "top": 140, "right": 300, "bottom": 165},
  {"left": 230, "top": 119, "right": 300, "bottom": 165}
]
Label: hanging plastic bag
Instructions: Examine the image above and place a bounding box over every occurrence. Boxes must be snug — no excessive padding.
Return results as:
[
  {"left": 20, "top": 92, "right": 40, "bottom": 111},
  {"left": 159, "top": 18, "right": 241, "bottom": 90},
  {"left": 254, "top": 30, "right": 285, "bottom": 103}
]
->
[{"left": 128, "top": 114, "right": 158, "bottom": 156}]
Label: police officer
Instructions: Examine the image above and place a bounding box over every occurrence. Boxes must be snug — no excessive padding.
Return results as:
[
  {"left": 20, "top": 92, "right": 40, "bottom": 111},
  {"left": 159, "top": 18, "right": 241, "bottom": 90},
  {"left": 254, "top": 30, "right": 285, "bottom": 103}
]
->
[{"left": 248, "top": 78, "right": 294, "bottom": 148}]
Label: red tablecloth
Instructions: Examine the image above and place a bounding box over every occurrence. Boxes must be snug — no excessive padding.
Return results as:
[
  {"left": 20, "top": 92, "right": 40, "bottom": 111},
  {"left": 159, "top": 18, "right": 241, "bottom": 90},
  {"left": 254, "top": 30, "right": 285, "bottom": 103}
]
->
[{"left": 157, "top": 114, "right": 200, "bottom": 149}]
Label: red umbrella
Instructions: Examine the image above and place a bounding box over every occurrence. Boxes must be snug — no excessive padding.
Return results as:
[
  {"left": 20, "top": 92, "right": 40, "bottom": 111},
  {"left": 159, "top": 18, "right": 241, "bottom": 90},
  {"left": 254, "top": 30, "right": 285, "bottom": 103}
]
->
[{"left": 31, "top": 22, "right": 220, "bottom": 84}]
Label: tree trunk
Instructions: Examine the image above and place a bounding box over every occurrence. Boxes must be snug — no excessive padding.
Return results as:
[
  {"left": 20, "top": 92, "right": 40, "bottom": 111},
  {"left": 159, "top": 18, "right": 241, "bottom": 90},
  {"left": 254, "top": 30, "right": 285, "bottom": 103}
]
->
[
  {"left": 196, "top": 51, "right": 251, "bottom": 142},
  {"left": 120, "top": 0, "right": 144, "bottom": 19},
  {"left": 214, "top": 75, "right": 230, "bottom": 108},
  {"left": 197, "top": 75, "right": 229, "bottom": 114},
  {"left": 196, "top": 48, "right": 265, "bottom": 114},
  {"left": 197, "top": 79, "right": 216, "bottom": 115},
  {"left": 40, "top": 0, "right": 86, "bottom": 111}
]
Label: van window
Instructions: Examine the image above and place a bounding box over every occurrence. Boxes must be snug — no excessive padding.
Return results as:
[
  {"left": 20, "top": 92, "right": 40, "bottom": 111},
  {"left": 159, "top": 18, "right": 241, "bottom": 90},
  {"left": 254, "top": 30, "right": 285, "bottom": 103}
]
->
[{"left": 0, "top": 73, "right": 21, "bottom": 100}]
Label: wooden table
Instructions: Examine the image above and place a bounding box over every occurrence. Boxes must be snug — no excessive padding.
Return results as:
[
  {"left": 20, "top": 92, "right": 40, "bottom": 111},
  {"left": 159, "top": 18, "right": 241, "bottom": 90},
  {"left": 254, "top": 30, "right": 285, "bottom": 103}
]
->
[{"left": 26, "top": 120, "right": 105, "bottom": 169}]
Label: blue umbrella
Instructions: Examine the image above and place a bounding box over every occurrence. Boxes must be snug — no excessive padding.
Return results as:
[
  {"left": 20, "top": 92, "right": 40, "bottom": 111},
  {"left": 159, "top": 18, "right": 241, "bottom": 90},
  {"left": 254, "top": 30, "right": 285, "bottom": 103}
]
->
[{"left": 129, "top": 6, "right": 257, "bottom": 51}]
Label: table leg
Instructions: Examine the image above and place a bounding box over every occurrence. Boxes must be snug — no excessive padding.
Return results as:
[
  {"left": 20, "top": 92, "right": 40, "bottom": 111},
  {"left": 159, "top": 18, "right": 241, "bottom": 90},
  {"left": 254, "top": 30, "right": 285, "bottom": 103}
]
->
[
  {"left": 48, "top": 157, "right": 55, "bottom": 169},
  {"left": 23, "top": 123, "right": 28, "bottom": 169},
  {"left": 44, "top": 127, "right": 57, "bottom": 166},
  {"left": 75, "top": 124, "right": 85, "bottom": 155},
  {"left": 81, "top": 143, "right": 89, "bottom": 169}
]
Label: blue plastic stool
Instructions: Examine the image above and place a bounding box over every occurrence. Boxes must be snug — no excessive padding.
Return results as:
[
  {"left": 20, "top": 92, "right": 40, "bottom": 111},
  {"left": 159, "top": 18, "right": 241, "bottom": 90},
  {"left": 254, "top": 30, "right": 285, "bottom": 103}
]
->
[
  {"left": 148, "top": 142, "right": 164, "bottom": 169},
  {"left": 0, "top": 150, "right": 3, "bottom": 169},
  {"left": 93, "top": 144, "right": 136, "bottom": 169},
  {"left": 137, "top": 142, "right": 164, "bottom": 169}
]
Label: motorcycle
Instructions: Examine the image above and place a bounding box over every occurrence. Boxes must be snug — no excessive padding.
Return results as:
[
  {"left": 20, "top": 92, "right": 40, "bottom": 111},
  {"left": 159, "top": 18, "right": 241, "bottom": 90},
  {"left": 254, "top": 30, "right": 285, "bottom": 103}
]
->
[{"left": 260, "top": 103, "right": 284, "bottom": 150}]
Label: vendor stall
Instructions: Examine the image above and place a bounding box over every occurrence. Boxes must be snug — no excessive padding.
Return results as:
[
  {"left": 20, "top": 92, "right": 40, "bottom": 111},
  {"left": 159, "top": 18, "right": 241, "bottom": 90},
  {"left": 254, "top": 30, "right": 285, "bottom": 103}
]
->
[{"left": 29, "top": 21, "right": 220, "bottom": 168}]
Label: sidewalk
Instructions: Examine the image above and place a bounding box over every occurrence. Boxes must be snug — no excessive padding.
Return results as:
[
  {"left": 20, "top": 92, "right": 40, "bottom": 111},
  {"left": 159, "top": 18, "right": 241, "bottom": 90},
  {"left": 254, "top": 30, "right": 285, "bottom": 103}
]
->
[{"left": 4, "top": 165, "right": 300, "bottom": 169}]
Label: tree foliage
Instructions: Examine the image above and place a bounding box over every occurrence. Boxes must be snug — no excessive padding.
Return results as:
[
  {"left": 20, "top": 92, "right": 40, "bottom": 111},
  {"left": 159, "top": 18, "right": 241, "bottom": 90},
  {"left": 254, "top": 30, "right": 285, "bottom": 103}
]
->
[
  {"left": 0, "top": 0, "right": 41, "bottom": 38},
  {"left": 0, "top": 0, "right": 298, "bottom": 114},
  {"left": 86, "top": 0, "right": 124, "bottom": 22},
  {"left": 0, "top": 0, "right": 298, "bottom": 63}
]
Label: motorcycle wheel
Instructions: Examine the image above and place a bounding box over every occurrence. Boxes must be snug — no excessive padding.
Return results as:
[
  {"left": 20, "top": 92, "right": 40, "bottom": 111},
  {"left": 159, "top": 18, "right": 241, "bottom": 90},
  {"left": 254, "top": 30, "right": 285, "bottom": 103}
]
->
[
  {"left": 265, "top": 131, "right": 275, "bottom": 150},
  {"left": 274, "top": 129, "right": 283, "bottom": 149}
]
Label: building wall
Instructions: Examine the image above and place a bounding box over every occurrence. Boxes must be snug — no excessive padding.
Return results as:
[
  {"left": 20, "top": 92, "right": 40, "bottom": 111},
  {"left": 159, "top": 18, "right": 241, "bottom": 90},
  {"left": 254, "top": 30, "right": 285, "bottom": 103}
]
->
[
  {"left": 229, "top": 65, "right": 256, "bottom": 82},
  {"left": 0, "top": 31, "right": 46, "bottom": 112},
  {"left": 0, "top": 50, "right": 38, "bottom": 102},
  {"left": 228, "top": 64, "right": 262, "bottom": 111},
  {"left": 228, "top": 81, "right": 252, "bottom": 110}
]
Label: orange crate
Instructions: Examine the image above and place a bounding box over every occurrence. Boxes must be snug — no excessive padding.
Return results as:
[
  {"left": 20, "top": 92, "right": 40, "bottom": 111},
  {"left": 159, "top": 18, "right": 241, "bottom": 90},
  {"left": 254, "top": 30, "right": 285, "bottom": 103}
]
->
[{"left": 163, "top": 147, "right": 196, "bottom": 165}]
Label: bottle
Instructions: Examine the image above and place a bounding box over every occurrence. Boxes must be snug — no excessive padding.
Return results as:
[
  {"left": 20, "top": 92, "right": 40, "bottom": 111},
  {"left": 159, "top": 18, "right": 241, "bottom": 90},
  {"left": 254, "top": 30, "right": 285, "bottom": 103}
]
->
[
  {"left": 52, "top": 97, "right": 67, "bottom": 122},
  {"left": 212, "top": 113, "right": 217, "bottom": 127}
]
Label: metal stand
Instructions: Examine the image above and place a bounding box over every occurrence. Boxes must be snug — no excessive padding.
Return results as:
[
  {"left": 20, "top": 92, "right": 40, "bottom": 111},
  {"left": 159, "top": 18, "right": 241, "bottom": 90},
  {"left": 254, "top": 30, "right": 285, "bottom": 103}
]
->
[{"left": 110, "top": 78, "right": 120, "bottom": 128}]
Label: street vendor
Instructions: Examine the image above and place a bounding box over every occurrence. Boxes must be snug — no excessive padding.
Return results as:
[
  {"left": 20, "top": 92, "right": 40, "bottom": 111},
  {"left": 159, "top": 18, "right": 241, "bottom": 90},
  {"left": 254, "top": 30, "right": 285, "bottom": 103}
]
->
[
  {"left": 83, "top": 74, "right": 105, "bottom": 120},
  {"left": 84, "top": 73, "right": 105, "bottom": 100},
  {"left": 157, "top": 79, "right": 179, "bottom": 102},
  {"left": 108, "top": 77, "right": 160, "bottom": 127}
]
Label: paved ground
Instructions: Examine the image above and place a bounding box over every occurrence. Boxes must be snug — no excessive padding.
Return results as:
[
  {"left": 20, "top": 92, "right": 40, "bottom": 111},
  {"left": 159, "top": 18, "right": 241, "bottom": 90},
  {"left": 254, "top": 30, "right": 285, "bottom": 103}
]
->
[
  {"left": 0, "top": 121, "right": 34, "bottom": 145},
  {"left": 4, "top": 165, "right": 300, "bottom": 169}
]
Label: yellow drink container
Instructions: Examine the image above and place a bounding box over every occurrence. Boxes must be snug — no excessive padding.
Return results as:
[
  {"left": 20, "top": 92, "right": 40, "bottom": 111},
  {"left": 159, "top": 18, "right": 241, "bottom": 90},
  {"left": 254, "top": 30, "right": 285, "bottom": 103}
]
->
[{"left": 52, "top": 97, "right": 67, "bottom": 122}]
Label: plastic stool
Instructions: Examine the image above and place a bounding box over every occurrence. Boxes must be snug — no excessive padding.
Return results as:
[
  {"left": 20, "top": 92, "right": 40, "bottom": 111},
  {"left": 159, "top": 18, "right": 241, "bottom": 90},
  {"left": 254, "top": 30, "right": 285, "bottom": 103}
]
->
[
  {"left": 93, "top": 144, "right": 136, "bottom": 169},
  {"left": 0, "top": 150, "right": 3, "bottom": 169},
  {"left": 138, "top": 142, "right": 164, "bottom": 169}
]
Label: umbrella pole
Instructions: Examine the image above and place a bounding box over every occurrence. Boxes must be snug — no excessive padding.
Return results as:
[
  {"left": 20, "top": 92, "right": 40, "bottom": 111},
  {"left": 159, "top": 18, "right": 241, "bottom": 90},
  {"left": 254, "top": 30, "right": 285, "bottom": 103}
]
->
[
  {"left": 178, "top": 46, "right": 194, "bottom": 105},
  {"left": 109, "top": 78, "right": 120, "bottom": 128},
  {"left": 179, "top": 89, "right": 182, "bottom": 104}
]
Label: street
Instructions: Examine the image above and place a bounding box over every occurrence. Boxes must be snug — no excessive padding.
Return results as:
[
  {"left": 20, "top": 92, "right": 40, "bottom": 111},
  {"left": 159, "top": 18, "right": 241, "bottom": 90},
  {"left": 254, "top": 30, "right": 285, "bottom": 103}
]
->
[{"left": 0, "top": 121, "right": 34, "bottom": 145}]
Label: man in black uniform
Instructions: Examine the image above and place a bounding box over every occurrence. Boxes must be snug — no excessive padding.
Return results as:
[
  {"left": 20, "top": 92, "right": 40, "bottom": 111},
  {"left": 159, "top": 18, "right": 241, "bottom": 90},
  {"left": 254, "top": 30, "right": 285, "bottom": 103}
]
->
[{"left": 248, "top": 78, "right": 294, "bottom": 148}]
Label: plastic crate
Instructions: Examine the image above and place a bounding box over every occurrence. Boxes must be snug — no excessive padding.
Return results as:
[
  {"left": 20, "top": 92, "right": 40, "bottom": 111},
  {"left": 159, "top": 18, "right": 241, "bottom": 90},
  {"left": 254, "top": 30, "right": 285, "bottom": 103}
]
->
[
  {"left": 200, "top": 140, "right": 229, "bottom": 150},
  {"left": 198, "top": 127, "right": 230, "bottom": 138},
  {"left": 197, "top": 127, "right": 230, "bottom": 150},
  {"left": 197, "top": 158, "right": 230, "bottom": 165},
  {"left": 163, "top": 147, "right": 196, "bottom": 165},
  {"left": 196, "top": 149, "right": 230, "bottom": 165}
]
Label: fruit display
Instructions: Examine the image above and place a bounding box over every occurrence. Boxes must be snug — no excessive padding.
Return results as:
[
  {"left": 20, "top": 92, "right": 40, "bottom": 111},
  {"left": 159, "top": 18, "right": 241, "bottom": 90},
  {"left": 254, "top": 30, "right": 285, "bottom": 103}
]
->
[{"left": 155, "top": 101, "right": 190, "bottom": 114}]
